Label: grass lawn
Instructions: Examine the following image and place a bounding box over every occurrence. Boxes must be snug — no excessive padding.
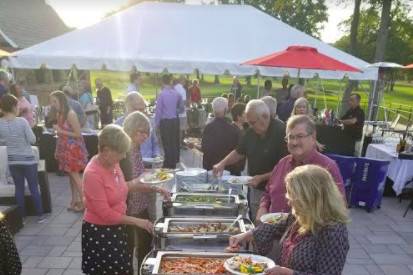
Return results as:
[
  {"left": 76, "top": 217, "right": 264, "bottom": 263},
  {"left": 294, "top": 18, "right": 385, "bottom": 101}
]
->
[{"left": 90, "top": 71, "right": 413, "bottom": 123}]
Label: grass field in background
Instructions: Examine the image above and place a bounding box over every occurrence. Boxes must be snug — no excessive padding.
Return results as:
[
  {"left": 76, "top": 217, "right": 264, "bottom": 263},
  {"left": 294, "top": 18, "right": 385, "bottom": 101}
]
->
[{"left": 90, "top": 70, "right": 413, "bottom": 123}]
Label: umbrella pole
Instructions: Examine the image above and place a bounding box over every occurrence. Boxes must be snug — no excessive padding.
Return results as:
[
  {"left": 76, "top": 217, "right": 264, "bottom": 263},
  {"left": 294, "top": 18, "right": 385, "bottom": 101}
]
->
[{"left": 297, "top": 68, "right": 301, "bottom": 83}]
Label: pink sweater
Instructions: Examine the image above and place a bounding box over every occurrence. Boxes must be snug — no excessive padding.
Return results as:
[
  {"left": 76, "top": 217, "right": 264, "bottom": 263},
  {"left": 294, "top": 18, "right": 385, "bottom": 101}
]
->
[{"left": 83, "top": 157, "right": 128, "bottom": 225}]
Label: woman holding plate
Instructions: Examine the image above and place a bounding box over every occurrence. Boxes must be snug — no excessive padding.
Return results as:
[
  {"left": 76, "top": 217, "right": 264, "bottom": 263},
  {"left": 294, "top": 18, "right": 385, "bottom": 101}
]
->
[
  {"left": 226, "top": 165, "right": 349, "bottom": 275},
  {"left": 120, "top": 111, "right": 171, "bottom": 270},
  {"left": 82, "top": 124, "right": 153, "bottom": 275}
]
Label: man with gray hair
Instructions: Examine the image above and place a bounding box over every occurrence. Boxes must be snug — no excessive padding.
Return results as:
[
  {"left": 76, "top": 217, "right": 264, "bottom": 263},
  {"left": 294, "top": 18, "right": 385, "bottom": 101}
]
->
[
  {"left": 115, "top": 92, "right": 160, "bottom": 159},
  {"left": 277, "top": 84, "right": 305, "bottom": 122},
  {"left": 200, "top": 97, "right": 242, "bottom": 174},
  {"left": 257, "top": 115, "right": 345, "bottom": 220},
  {"left": 213, "top": 99, "right": 287, "bottom": 221},
  {"left": 261, "top": 96, "right": 277, "bottom": 119}
]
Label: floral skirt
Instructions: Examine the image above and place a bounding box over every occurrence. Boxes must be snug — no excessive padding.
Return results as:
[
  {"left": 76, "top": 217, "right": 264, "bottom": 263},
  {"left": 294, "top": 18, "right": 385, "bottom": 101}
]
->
[
  {"left": 55, "top": 137, "right": 88, "bottom": 172},
  {"left": 81, "top": 221, "right": 133, "bottom": 275}
]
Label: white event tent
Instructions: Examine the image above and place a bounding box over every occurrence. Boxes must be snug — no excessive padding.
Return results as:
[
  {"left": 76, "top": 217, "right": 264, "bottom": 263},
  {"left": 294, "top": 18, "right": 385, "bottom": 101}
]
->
[{"left": 10, "top": 2, "right": 377, "bottom": 80}]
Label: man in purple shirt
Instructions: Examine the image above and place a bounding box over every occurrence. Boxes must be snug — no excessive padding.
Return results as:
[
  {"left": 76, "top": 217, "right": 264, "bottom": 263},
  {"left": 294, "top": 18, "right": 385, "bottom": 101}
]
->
[
  {"left": 155, "top": 74, "right": 184, "bottom": 168},
  {"left": 257, "top": 115, "right": 345, "bottom": 221}
]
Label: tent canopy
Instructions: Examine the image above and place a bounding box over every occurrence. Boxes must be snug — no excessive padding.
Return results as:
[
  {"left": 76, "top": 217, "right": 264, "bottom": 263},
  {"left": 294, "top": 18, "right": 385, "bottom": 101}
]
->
[{"left": 10, "top": 2, "right": 377, "bottom": 80}]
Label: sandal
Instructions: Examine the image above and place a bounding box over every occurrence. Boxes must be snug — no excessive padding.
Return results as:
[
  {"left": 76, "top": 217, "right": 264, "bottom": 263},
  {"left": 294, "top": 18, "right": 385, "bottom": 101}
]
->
[
  {"left": 72, "top": 202, "right": 85, "bottom": 213},
  {"left": 67, "top": 202, "right": 77, "bottom": 212}
]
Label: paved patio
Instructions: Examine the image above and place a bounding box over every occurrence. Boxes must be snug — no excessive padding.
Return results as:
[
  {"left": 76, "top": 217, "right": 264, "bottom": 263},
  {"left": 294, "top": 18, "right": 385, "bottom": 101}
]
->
[{"left": 15, "top": 152, "right": 413, "bottom": 275}]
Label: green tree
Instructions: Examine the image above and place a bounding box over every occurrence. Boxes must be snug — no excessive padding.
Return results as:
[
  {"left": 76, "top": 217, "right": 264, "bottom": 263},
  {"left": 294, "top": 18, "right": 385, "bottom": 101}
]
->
[
  {"left": 225, "top": 0, "right": 328, "bottom": 38},
  {"left": 337, "top": 0, "right": 363, "bottom": 115},
  {"left": 334, "top": 1, "right": 413, "bottom": 65},
  {"left": 374, "top": 0, "right": 393, "bottom": 62}
]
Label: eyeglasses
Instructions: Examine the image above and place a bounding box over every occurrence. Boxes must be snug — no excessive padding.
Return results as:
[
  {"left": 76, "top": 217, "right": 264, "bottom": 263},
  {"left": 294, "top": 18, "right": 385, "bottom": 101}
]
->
[{"left": 284, "top": 133, "right": 311, "bottom": 142}]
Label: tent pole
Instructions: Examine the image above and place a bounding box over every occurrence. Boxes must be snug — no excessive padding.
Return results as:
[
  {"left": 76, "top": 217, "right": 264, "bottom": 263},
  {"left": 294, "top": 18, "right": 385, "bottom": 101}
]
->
[{"left": 256, "top": 74, "right": 260, "bottom": 98}]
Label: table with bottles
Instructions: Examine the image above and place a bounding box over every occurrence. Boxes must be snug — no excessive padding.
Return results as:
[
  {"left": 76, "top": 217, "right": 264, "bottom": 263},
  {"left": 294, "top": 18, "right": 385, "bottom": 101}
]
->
[{"left": 366, "top": 136, "right": 413, "bottom": 195}]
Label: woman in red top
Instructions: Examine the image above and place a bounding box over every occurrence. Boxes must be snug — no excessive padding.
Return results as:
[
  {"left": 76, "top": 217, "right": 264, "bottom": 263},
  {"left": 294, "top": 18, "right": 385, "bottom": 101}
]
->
[
  {"left": 82, "top": 124, "right": 153, "bottom": 275},
  {"left": 50, "top": 91, "right": 88, "bottom": 212},
  {"left": 189, "top": 79, "right": 201, "bottom": 105}
]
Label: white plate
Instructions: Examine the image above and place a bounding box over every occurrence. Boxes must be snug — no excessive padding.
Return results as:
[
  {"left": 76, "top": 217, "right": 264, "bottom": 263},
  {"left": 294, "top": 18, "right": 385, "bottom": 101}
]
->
[
  {"left": 260, "top": 213, "right": 288, "bottom": 225},
  {"left": 224, "top": 254, "right": 276, "bottom": 275},
  {"left": 227, "top": 176, "right": 252, "bottom": 185},
  {"left": 142, "top": 157, "right": 164, "bottom": 163},
  {"left": 140, "top": 172, "right": 173, "bottom": 184}
]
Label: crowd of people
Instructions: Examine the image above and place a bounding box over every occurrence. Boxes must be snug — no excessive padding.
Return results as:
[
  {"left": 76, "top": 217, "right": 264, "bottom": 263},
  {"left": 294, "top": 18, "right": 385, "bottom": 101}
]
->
[{"left": 0, "top": 70, "right": 369, "bottom": 275}]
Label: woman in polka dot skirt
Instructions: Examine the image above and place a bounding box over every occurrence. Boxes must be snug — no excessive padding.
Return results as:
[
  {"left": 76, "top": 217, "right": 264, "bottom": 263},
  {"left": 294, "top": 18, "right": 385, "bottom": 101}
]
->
[
  {"left": 81, "top": 125, "right": 153, "bottom": 275},
  {"left": 0, "top": 212, "right": 22, "bottom": 275}
]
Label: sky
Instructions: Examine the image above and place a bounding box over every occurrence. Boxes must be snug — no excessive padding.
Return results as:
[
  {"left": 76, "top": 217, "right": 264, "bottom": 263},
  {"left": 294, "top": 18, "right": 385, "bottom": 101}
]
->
[{"left": 47, "top": 0, "right": 355, "bottom": 43}]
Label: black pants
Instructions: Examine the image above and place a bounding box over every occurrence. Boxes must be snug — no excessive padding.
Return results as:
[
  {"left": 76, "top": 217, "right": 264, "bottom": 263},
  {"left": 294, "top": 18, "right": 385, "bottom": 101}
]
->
[
  {"left": 160, "top": 118, "right": 180, "bottom": 168},
  {"left": 127, "top": 210, "right": 152, "bottom": 272}
]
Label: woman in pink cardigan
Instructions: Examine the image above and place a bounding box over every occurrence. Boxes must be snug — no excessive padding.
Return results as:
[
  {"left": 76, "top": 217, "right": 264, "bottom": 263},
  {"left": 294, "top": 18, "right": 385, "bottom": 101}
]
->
[{"left": 81, "top": 124, "right": 153, "bottom": 275}]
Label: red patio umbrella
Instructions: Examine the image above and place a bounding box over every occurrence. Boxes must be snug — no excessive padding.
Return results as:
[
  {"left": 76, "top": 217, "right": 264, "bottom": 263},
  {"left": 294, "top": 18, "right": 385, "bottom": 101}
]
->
[
  {"left": 243, "top": 45, "right": 361, "bottom": 77},
  {"left": 404, "top": 64, "right": 413, "bottom": 69}
]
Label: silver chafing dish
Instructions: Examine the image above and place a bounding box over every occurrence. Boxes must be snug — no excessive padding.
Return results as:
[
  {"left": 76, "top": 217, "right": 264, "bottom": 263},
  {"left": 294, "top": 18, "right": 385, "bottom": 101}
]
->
[
  {"left": 141, "top": 250, "right": 236, "bottom": 275},
  {"left": 154, "top": 216, "right": 254, "bottom": 251},
  {"left": 176, "top": 181, "right": 243, "bottom": 195},
  {"left": 164, "top": 193, "right": 248, "bottom": 217}
]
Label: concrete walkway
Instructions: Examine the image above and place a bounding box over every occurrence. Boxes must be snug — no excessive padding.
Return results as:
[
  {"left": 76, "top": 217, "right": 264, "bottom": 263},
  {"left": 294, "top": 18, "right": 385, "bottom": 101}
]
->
[{"left": 15, "top": 153, "right": 413, "bottom": 274}]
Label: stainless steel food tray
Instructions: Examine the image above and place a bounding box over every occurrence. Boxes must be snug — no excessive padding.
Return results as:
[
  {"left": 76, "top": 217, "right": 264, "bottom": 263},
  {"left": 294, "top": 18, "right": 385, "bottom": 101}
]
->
[
  {"left": 141, "top": 250, "right": 237, "bottom": 275},
  {"left": 164, "top": 193, "right": 248, "bottom": 217},
  {"left": 176, "top": 181, "right": 243, "bottom": 195},
  {"left": 154, "top": 217, "right": 254, "bottom": 251}
]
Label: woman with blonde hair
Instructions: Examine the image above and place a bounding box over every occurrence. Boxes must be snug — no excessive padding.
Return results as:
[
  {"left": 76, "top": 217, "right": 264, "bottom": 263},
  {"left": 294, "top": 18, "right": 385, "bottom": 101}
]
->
[
  {"left": 227, "top": 165, "right": 349, "bottom": 275},
  {"left": 120, "top": 111, "right": 170, "bottom": 270},
  {"left": 291, "top": 97, "right": 312, "bottom": 117}
]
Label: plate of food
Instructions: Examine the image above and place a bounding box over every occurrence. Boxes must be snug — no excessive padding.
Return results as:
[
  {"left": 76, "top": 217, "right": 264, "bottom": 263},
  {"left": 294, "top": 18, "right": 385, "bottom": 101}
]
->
[
  {"left": 227, "top": 176, "right": 252, "bottom": 185},
  {"left": 142, "top": 156, "right": 164, "bottom": 164},
  {"left": 140, "top": 169, "right": 173, "bottom": 184},
  {"left": 260, "top": 213, "right": 288, "bottom": 225},
  {"left": 224, "top": 254, "right": 275, "bottom": 275}
]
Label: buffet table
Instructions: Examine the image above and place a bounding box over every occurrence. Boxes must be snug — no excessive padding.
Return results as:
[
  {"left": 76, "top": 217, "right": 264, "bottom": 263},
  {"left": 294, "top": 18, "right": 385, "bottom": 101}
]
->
[
  {"left": 316, "top": 125, "right": 356, "bottom": 156},
  {"left": 366, "top": 143, "right": 413, "bottom": 195},
  {"left": 39, "top": 130, "right": 98, "bottom": 172}
]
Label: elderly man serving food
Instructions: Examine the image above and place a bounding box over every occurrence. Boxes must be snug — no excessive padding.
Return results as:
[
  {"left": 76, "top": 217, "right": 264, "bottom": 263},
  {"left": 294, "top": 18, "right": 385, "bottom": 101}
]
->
[{"left": 213, "top": 99, "right": 288, "bottom": 221}]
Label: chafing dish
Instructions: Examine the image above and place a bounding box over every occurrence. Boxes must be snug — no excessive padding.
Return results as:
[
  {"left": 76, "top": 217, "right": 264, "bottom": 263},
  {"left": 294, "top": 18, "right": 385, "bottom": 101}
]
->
[
  {"left": 164, "top": 193, "right": 248, "bottom": 217},
  {"left": 141, "top": 250, "right": 237, "bottom": 275},
  {"left": 154, "top": 217, "right": 254, "bottom": 251},
  {"left": 176, "top": 181, "right": 243, "bottom": 195}
]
